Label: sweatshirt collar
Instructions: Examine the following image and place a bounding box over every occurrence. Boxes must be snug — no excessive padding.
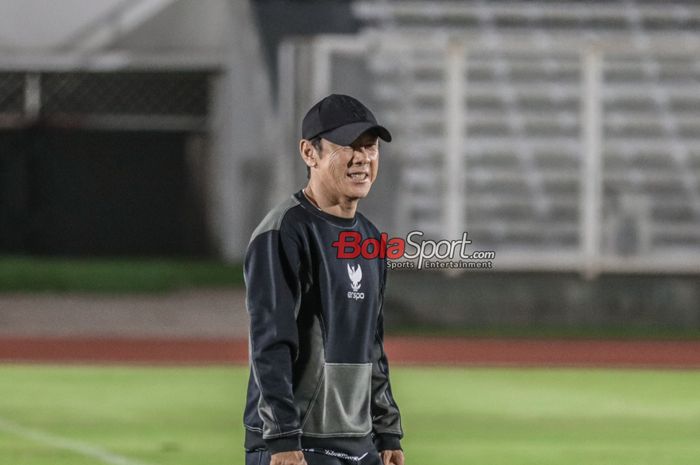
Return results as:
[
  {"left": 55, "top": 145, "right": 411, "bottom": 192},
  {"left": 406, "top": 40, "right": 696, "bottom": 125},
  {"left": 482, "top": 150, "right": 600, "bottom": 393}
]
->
[{"left": 294, "top": 190, "right": 357, "bottom": 228}]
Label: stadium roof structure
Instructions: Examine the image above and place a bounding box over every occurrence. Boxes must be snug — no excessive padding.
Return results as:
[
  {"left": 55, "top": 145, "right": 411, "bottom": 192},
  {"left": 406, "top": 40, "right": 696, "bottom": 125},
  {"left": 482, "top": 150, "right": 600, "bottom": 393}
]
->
[{"left": 0, "top": 0, "right": 229, "bottom": 71}]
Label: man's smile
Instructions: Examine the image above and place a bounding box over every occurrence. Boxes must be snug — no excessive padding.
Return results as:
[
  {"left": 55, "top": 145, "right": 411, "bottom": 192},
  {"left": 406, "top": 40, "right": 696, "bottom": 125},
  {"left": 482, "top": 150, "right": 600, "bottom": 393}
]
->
[{"left": 347, "top": 170, "right": 370, "bottom": 183}]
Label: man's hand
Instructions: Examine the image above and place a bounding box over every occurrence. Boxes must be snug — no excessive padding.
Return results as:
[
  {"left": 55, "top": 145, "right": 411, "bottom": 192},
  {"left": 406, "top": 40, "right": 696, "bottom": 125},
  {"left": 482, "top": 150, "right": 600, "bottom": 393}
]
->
[
  {"left": 270, "top": 450, "right": 307, "bottom": 465},
  {"left": 380, "top": 449, "right": 405, "bottom": 465}
]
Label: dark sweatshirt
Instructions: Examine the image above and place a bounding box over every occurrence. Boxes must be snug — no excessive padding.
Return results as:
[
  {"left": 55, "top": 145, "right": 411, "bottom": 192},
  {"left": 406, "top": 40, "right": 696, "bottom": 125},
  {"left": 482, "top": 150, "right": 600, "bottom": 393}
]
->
[{"left": 243, "top": 189, "right": 403, "bottom": 457}]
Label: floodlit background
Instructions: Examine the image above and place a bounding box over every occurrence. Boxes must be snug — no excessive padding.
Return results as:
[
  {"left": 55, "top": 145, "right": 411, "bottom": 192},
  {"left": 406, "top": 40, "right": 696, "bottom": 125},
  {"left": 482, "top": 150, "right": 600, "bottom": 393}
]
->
[{"left": 1, "top": 1, "right": 700, "bottom": 465}]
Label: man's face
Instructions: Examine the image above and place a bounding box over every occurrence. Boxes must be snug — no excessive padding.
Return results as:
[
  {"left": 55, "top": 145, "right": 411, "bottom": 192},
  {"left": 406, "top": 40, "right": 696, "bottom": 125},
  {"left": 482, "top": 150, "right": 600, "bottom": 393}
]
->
[{"left": 314, "top": 131, "right": 380, "bottom": 201}]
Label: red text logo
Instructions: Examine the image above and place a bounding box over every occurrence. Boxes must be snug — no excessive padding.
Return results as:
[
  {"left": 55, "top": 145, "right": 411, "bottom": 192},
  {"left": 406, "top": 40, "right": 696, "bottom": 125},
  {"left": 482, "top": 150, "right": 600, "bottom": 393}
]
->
[{"left": 331, "top": 232, "right": 405, "bottom": 259}]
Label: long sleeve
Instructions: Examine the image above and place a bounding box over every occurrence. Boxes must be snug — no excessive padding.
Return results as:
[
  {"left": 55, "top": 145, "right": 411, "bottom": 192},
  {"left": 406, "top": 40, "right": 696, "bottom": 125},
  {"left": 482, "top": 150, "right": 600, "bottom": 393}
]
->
[
  {"left": 370, "top": 264, "right": 404, "bottom": 451},
  {"left": 245, "top": 223, "right": 303, "bottom": 453}
]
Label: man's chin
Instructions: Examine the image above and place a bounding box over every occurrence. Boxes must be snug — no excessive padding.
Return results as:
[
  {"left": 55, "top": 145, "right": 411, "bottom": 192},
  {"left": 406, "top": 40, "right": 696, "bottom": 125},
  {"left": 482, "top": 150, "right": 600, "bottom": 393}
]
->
[{"left": 346, "top": 185, "right": 371, "bottom": 200}]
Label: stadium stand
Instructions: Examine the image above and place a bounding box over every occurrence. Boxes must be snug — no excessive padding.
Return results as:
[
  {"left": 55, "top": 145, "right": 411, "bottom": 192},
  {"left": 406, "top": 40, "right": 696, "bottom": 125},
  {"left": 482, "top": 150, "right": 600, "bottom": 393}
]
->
[{"left": 344, "top": 0, "right": 700, "bottom": 267}]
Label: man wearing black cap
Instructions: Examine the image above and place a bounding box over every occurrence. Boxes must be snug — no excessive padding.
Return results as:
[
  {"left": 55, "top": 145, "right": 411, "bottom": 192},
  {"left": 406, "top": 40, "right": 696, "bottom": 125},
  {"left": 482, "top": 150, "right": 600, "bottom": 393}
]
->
[{"left": 243, "top": 94, "right": 405, "bottom": 465}]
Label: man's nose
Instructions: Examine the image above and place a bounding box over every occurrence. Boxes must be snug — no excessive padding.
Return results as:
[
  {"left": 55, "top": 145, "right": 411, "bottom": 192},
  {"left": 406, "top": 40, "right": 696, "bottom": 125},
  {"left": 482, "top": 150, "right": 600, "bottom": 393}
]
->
[{"left": 353, "top": 148, "right": 371, "bottom": 163}]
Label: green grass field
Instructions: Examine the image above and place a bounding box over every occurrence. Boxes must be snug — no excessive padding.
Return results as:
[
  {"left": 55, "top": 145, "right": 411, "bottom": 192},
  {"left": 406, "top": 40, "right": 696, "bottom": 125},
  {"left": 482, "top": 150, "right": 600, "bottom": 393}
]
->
[
  {"left": 0, "top": 257, "right": 244, "bottom": 293},
  {"left": 1, "top": 365, "right": 699, "bottom": 465}
]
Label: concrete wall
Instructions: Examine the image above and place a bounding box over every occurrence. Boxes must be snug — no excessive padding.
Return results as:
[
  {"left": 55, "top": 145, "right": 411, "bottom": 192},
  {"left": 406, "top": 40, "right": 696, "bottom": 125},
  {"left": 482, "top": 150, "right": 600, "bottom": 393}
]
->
[
  {"left": 206, "top": 0, "right": 275, "bottom": 261},
  {"left": 384, "top": 271, "right": 700, "bottom": 330}
]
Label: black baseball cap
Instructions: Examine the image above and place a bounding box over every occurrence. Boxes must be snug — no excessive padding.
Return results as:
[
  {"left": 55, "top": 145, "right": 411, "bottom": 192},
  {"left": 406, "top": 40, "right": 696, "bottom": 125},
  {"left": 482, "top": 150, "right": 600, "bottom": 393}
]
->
[{"left": 301, "top": 94, "right": 392, "bottom": 146}]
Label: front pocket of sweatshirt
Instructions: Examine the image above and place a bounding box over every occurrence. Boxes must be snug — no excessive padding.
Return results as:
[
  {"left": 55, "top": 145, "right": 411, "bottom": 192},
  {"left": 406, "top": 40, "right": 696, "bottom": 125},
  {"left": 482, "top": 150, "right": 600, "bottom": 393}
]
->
[{"left": 301, "top": 362, "right": 372, "bottom": 437}]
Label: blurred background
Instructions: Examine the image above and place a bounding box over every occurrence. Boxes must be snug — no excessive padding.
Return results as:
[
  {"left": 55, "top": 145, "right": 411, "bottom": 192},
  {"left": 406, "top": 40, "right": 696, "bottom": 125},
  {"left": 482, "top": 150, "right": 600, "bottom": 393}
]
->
[{"left": 1, "top": 1, "right": 700, "bottom": 465}]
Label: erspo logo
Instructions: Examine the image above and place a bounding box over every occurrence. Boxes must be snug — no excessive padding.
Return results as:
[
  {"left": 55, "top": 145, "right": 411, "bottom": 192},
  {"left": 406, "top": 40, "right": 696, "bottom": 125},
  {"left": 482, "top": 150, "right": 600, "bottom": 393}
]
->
[{"left": 346, "top": 264, "right": 364, "bottom": 300}]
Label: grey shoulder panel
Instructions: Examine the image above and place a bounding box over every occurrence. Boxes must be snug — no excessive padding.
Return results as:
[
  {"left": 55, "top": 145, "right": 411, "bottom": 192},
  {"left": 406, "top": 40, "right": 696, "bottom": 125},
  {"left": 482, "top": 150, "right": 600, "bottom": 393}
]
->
[{"left": 248, "top": 195, "right": 301, "bottom": 245}]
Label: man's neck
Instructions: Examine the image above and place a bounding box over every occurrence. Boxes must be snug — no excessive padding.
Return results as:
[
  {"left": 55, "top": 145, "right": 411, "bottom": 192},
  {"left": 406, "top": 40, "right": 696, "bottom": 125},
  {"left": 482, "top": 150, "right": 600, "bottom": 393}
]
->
[{"left": 304, "top": 182, "right": 358, "bottom": 219}]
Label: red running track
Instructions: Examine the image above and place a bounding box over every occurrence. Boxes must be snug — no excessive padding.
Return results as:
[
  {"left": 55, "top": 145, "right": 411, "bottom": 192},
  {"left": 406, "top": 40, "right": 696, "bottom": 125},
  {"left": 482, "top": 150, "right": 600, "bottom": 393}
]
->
[{"left": 1, "top": 336, "right": 700, "bottom": 368}]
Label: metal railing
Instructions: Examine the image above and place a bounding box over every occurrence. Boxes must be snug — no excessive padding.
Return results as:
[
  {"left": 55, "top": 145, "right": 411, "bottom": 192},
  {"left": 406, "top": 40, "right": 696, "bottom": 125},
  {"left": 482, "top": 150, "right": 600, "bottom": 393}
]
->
[{"left": 0, "top": 71, "right": 211, "bottom": 131}]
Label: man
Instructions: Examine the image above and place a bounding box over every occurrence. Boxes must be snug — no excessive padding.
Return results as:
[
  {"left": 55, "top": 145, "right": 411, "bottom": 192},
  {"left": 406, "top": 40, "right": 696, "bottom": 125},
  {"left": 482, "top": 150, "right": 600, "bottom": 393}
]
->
[{"left": 243, "top": 94, "right": 405, "bottom": 465}]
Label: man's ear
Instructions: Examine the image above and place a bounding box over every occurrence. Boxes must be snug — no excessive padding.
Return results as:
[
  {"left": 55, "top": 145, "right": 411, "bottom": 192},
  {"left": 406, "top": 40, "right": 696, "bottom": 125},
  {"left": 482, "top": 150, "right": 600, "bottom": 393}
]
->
[{"left": 299, "top": 139, "right": 318, "bottom": 169}]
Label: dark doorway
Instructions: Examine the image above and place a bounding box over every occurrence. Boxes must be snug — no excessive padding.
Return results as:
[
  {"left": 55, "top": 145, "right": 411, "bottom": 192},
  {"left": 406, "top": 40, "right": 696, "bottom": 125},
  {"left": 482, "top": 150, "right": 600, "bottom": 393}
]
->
[{"left": 0, "top": 128, "right": 210, "bottom": 256}]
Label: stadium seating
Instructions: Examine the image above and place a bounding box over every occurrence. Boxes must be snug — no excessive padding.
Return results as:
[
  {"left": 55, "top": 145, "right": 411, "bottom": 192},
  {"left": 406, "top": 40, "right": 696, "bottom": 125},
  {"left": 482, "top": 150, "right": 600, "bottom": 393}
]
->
[{"left": 350, "top": 0, "right": 700, "bottom": 262}]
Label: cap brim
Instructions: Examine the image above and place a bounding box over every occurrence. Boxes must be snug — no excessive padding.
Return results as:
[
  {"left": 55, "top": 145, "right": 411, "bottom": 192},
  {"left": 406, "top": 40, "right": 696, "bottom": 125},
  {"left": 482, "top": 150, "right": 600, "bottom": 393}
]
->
[{"left": 321, "top": 122, "right": 392, "bottom": 146}]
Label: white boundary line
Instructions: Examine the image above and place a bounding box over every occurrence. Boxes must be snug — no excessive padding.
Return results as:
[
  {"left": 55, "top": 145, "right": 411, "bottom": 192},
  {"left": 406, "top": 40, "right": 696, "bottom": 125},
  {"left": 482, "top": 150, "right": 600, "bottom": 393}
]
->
[{"left": 0, "top": 417, "right": 153, "bottom": 465}]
